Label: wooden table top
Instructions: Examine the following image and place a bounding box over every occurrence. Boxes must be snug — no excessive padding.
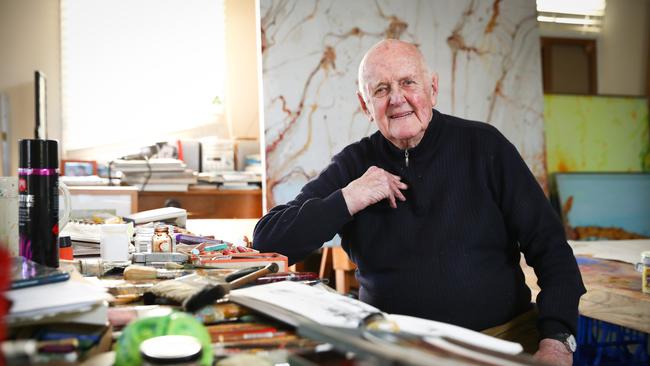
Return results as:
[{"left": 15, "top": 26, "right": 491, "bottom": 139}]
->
[{"left": 522, "top": 256, "right": 650, "bottom": 334}]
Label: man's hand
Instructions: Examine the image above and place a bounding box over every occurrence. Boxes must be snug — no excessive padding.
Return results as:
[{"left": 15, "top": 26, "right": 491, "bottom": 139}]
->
[
  {"left": 341, "top": 166, "right": 408, "bottom": 215},
  {"left": 534, "top": 338, "right": 573, "bottom": 366}
]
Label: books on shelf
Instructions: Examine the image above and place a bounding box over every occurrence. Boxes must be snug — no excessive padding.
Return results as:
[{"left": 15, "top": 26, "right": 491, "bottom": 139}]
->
[
  {"left": 115, "top": 160, "right": 197, "bottom": 191},
  {"left": 122, "top": 169, "right": 197, "bottom": 185},
  {"left": 60, "top": 175, "right": 109, "bottom": 186},
  {"left": 112, "top": 158, "right": 186, "bottom": 173},
  {"left": 218, "top": 182, "right": 260, "bottom": 190},
  {"left": 132, "top": 183, "right": 189, "bottom": 192},
  {"left": 198, "top": 171, "right": 261, "bottom": 184}
]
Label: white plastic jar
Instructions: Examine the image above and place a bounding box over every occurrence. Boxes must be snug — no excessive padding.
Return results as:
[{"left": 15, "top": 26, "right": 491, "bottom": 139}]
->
[{"left": 100, "top": 223, "right": 131, "bottom": 263}]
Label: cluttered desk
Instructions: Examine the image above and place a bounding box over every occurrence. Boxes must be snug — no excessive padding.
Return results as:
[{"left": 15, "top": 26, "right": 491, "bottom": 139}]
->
[
  {"left": 2, "top": 205, "right": 556, "bottom": 366},
  {"left": 3, "top": 143, "right": 647, "bottom": 365}
]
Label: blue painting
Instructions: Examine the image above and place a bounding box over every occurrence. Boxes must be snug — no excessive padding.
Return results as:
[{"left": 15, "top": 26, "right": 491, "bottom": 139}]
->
[{"left": 556, "top": 173, "right": 650, "bottom": 240}]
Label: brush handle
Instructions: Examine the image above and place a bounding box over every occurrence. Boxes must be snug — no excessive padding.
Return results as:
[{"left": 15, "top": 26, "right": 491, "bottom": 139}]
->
[
  {"left": 229, "top": 263, "right": 279, "bottom": 289},
  {"left": 183, "top": 263, "right": 279, "bottom": 313},
  {"left": 225, "top": 266, "right": 265, "bottom": 283}
]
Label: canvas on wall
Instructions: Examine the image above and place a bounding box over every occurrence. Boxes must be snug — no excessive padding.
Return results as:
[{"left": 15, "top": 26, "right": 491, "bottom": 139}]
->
[
  {"left": 544, "top": 94, "right": 650, "bottom": 176},
  {"left": 261, "top": 0, "right": 545, "bottom": 208}
]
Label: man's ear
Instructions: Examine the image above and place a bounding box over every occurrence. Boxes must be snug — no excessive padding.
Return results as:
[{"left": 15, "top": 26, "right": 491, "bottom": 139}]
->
[
  {"left": 357, "top": 91, "right": 373, "bottom": 121},
  {"left": 430, "top": 72, "right": 439, "bottom": 106}
]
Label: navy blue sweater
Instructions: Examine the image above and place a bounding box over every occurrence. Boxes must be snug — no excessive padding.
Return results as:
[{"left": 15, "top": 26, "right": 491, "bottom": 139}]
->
[{"left": 254, "top": 109, "right": 586, "bottom": 338}]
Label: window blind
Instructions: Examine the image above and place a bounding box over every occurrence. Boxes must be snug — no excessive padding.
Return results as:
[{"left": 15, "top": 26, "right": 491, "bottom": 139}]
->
[{"left": 61, "top": 0, "right": 225, "bottom": 151}]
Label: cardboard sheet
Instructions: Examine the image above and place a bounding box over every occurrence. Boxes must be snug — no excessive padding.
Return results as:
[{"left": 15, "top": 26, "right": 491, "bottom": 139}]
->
[{"left": 569, "top": 239, "right": 650, "bottom": 265}]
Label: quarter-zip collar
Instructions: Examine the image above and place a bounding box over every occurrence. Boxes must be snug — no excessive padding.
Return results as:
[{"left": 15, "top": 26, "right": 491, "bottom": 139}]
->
[
  {"left": 377, "top": 109, "right": 444, "bottom": 167},
  {"left": 370, "top": 109, "right": 444, "bottom": 216}
]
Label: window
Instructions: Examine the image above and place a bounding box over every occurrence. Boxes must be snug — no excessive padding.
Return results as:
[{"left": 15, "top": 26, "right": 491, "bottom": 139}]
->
[
  {"left": 60, "top": 0, "right": 225, "bottom": 153},
  {"left": 536, "top": 0, "right": 606, "bottom": 30}
]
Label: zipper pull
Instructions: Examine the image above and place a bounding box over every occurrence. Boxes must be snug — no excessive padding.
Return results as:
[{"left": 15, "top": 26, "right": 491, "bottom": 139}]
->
[{"left": 404, "top": 149, "right": 409, "bottom": 168}]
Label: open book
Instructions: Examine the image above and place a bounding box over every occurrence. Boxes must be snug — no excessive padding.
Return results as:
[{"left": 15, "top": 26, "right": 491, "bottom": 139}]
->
[{"left": 230, "top": 282, "right": 538, "bottom": 366}]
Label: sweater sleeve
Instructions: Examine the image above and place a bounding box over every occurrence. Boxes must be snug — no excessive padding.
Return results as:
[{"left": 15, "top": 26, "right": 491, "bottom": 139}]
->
[
  {"left": 252, "top": 152, "right": 356, "bottom": 265},
  {"left": 492, "top": 137, "right": 586, "bottom": 338}
]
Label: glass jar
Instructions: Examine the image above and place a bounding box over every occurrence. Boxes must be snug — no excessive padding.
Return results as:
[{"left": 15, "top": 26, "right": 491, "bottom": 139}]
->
[
  {"left": 152, "top": 225, "right": 173, "bottom": 253},
  {"left": 135, "top": 226, "right": 155, "bottom": 253}
]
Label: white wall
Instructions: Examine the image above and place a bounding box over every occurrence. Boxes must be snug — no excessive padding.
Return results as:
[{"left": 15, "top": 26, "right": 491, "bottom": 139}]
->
[
  {"left": 598, "top": 0, "right": 649, "bottom": 95},
  {"left": 0, "top": 0, "right": 62, "bottom": 175},
  {"left": 225, "top": 0, "right": 260, "bottom": 139}
]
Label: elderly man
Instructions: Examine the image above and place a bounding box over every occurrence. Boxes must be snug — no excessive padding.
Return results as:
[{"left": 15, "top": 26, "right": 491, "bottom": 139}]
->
[{"left": 254, "top": 39, "right": 585, "bottom": 365}]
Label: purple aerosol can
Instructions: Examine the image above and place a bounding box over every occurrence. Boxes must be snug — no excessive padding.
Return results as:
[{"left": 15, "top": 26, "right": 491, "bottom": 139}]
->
[{"left": 18, "top": 139, "right": 60, "bottom": 267}]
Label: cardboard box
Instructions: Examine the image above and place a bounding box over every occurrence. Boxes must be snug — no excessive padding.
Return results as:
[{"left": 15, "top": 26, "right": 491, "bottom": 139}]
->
[{"left": 193, "top": 252, "right": 288, "bottom": 272}]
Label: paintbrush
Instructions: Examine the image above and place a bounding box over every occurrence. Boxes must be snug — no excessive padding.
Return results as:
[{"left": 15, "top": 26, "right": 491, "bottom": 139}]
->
[
  {"left": 184, "top": 263, "right": 279, "bottom": 313},
  {"left": 123, "top": 264, "right": 189, "bottom": 280}
]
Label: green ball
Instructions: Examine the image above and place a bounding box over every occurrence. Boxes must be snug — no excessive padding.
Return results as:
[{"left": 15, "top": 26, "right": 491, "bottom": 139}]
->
[{"left": 114, "top": 311, "right": 213, "bottom": 366}]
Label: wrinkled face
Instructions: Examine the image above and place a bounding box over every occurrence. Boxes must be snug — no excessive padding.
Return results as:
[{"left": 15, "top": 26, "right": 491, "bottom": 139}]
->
[{"left": 358, "top": 41, "right": 438, "bottom": 149}]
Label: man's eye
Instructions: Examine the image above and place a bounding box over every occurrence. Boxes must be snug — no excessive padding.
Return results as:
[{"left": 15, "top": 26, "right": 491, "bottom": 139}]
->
[
  {"left": 374, "top": 87, "right": 388, "bottom": 97},
  {"left": 402, "top": 79, "right": 415, "bottom": 86}
]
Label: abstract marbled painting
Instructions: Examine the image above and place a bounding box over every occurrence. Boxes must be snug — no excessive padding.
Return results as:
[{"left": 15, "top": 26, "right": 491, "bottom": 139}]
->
[{"left": 261, "top": 0, "right": 544, "bottom": 208}]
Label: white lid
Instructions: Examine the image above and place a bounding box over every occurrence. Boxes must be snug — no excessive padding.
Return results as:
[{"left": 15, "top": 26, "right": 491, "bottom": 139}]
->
[
  {"left": 136, "top": 226, "right": 155, "bottom": 234},
  {"left": 642, "top": 251, "right": 650, "bottom": 264},
  {"left": 140, "top": 335, "right": 202, "bottom": 362}
]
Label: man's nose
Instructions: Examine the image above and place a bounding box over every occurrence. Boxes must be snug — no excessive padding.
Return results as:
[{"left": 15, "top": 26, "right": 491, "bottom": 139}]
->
[{"left": 388, "top": 87, "right": 406, "bottom": 106}]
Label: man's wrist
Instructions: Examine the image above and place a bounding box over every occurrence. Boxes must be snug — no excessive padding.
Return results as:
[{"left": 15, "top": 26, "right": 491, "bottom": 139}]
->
[
  {"left": 543, "top": 333, "right": 577, "bottom": 353},
  {"left": 341, "top": 187, "right": 359, "bottom": 215}
]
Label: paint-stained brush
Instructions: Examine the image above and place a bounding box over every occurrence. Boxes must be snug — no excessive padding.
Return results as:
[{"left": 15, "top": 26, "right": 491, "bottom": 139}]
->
[{"left": 184, "top": 263, "right": 279, "bottom": 313}]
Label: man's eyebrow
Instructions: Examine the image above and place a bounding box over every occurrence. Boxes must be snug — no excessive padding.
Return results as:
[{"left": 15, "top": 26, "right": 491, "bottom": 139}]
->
[{"left": 372, "top": 81, "right": 389, "bottom": 89}]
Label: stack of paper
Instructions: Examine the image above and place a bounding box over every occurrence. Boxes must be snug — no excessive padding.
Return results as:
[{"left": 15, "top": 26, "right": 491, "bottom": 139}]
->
[
  {"left": 197, "top": 171, "right": 261, "bottom": 190},
  {"left": 60, "top": 221, "right": 102, "bottom": 256},
  {"left": 569, "top": 239, "right": 650, "bottom": 265},
  {"left": 112, "top": 158, "right": 186, "bottom": 173},
  {"left": 113, "top": 159, "right": 195, "bottom": 191},
  {"left": 5, "top": 277, "right": 112, "bottom": 325}
]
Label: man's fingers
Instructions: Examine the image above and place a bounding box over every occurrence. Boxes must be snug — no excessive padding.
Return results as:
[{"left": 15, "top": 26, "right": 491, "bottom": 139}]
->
[
  {"left": 357, "top": 167, "right": 408, "bottom": 209},
  {"left": 394, "top": 186, "right": 406, "bottom": 201},
  {"left": 388, "top": 192, "right": 397, "bottom": 208}
]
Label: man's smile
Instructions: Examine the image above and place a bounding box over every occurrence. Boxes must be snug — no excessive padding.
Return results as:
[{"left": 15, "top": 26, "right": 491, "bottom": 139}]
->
[{"left": 389, "top": 111, "right": 414, "bottom": 119}]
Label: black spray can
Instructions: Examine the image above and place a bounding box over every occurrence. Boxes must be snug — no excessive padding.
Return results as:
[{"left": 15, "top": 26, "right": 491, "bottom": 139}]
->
[{"left": 18, "top": 139, "right": 60, "bottom": 267}]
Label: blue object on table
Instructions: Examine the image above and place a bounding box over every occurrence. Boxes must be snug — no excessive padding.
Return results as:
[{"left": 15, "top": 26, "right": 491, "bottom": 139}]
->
[
  {"left": 556, "top": 173, "right": 650, "bottom": 238},
  {"left": 10, "top": 256, "right": 70, "bottom": 290},
  {"left": 175, "top": 234, "right": 223, "bottom": 245}
]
